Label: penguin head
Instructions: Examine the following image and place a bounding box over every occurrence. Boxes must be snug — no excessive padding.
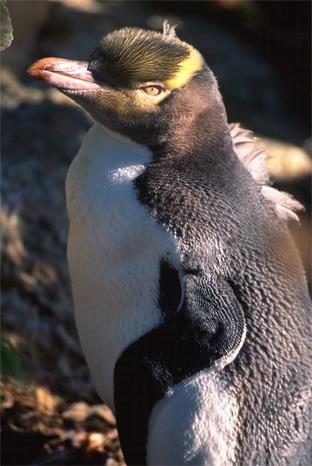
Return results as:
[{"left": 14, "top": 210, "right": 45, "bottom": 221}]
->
[{"left": 28, "top": 23, "right": 225, "bottom": 146}]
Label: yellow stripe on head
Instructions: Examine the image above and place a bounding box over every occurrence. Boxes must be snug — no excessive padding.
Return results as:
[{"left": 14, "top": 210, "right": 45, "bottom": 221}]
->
[{"left": 164, "top": 45, "right": 204, "bottom": 90}]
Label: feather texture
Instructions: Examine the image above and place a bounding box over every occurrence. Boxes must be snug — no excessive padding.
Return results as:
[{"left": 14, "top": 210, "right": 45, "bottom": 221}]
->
[
  {"left": 230, "top": 123, "right": 304, "bottom": 223},
  {"left": 162, "top": 20, "right": 178, "bottom": 42},
  {"left": 89, "top": 27, "right": 189, "bottom": 87}
]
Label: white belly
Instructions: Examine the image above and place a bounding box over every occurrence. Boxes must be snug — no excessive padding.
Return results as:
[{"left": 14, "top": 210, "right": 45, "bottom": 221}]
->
[
  {"left": 66, "top": 124, "right": 180, "bottom": 409},
  {"left": 147, "top": 369, "right": 238, "bottom": 466}
]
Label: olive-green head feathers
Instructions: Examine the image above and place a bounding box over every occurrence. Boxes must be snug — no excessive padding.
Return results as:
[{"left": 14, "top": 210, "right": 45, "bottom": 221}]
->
[
  {"left": 28, "top": 23, "right": 223, "bottom": 146},
  {"left": 88, "top": 23, "right": 204, "bottom": 90}
]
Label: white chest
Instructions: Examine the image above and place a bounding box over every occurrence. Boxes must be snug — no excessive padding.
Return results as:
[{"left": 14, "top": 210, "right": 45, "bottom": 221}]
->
[{"left": 66, "top": 124, "right": 181, "bottom": 409}]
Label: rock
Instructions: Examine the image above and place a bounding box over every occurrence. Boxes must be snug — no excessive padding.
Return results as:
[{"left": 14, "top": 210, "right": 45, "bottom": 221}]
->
[
  {"left": 87, "top": 405, "right": 116, "bottom": 427},
  {"left": 35, "top": 386, "right": 61, "bottom": 415},
  {"left": 63, "top": 401, "right": 90, "bottom": 423},
  {"left": 260, "top": 138, "right": 312, "bottom": 181}
]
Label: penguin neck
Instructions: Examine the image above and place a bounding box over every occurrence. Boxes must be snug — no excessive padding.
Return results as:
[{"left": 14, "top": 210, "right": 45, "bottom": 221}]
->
[
  {"left": 152, "top": 106, "right": 234, "bottom": 162},
  {"left": 153, "top": 67, "right": 234, "bottom": 161}
]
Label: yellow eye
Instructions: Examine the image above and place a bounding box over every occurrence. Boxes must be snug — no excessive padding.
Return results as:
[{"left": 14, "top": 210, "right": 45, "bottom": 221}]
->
[{"left": 141, "top": 85, "right": 165, "bottom": 96}]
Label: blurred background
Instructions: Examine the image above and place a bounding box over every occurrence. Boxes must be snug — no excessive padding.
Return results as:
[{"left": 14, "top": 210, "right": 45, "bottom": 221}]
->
[{"left": 1, "top": 1, "right": 311, "bottom": 465}]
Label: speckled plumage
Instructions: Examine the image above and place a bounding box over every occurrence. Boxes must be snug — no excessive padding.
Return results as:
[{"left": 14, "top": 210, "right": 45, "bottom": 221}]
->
[{"left": 130, "top": 76, "right": 312, "bottom": 463}]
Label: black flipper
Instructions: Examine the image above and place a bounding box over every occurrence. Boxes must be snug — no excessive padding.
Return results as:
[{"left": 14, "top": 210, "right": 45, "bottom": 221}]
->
[{"left": 114, "top": 272, "right": 246, "bottom": 465}]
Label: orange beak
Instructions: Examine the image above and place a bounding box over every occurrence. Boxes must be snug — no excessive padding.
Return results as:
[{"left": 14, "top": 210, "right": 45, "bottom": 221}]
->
[{"left": 27, "top": 57, "right": 102, "bottom": 91}]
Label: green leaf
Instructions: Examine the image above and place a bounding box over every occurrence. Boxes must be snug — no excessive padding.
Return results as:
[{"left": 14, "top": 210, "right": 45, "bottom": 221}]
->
[
  {"left": 0, "top": 0, "right": 13, "bottom": 51},
  {"left": 1, "top": 339, "right": 28, "bottom": 382}
]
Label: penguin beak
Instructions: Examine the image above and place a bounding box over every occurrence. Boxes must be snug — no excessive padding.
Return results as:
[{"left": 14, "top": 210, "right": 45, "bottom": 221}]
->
[{"left": 27, "top": 57, "right": 102, "bottom": 91}]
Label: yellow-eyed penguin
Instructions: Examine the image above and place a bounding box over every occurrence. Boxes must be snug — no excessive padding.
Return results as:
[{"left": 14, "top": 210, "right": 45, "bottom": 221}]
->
[{"left": 28, "top": 23, "right": 312, "bottom": 466}]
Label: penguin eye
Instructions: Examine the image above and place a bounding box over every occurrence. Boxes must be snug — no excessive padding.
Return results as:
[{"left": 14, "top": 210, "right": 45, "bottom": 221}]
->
[{"left": 140, "top": 85, "right": 165, "bottom": 96}]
